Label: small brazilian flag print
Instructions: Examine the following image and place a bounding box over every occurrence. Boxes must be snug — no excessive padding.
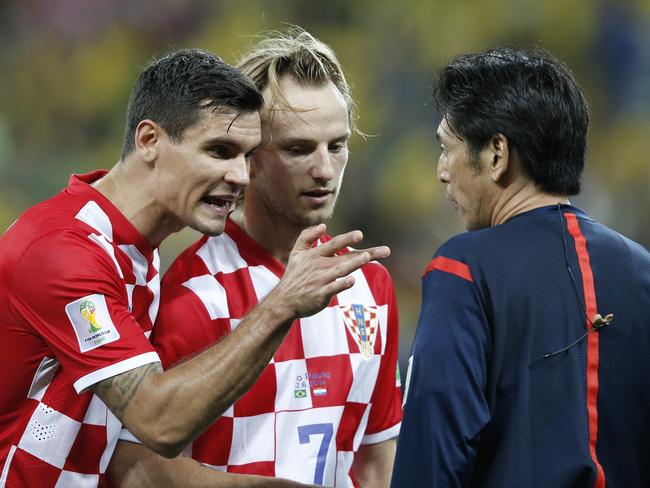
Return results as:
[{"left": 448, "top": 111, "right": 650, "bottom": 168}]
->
[{"left": 294, "top": 389, "right": 307, "bottom": 398}]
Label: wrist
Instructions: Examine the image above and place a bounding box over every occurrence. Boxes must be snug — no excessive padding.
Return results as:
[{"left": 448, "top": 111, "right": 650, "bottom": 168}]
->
[{"left": 257, "top": 289, "right": 296, "bottom": 329}]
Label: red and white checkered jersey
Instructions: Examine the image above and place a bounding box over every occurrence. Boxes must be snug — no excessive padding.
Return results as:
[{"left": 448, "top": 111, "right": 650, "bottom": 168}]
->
[
  {"left": 150, "top": 219, "right": 402, "bottom": 487},
  {"left": 0, "top": 171, "right": 160, "bottom": 487}
]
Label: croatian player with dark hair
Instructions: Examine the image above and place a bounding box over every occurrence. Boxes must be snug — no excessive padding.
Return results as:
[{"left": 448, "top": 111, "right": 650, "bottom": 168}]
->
[{"left": 392, "top": 47, "right": 650, "bottom": 487}]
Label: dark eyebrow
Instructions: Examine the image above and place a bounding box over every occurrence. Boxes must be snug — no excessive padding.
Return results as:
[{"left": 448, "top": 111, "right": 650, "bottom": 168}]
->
[
  {"left": 202, "top": 136, "right": 239, "bottom": 147},
  {"left": 203, "top": 137, "right": 259, "bottom": 155}
]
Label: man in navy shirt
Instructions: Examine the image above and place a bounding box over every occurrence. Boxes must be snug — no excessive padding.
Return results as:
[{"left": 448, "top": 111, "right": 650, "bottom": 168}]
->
[{"left": 392, "top": 47, "right": 650, "bottom": 487}]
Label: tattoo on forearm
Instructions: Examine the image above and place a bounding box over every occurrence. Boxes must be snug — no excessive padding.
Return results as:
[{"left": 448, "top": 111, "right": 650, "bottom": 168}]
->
[{"left": 93, "top": 362, "right": 162, "bottom": 418}]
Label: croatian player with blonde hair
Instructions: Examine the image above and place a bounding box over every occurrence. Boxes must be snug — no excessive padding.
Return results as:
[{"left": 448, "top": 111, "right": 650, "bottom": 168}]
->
[{"left": 108, "top": 28, "right": 402, "bottom": 487}]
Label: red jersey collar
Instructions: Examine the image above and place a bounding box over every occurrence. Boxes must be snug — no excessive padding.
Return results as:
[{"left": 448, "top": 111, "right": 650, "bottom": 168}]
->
[{"left": 67, "top": 170, "right": 155, "bottom": 255}]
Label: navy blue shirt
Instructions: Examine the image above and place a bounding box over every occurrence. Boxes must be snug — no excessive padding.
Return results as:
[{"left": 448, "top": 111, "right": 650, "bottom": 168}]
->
[{"left": 392, "top": 205, "right": 650, "bottom": 487}]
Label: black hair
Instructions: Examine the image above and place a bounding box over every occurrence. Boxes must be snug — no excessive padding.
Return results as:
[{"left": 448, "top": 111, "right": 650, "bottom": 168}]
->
[
  {"left": 434, "top": 47, "right": 589, "bottom": 195},
  {"left": 121, "top": 48, "right": 263, "bottom": 159}
]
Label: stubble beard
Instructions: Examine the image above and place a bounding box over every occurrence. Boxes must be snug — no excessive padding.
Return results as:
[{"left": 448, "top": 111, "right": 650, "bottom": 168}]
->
[{"left": 261, "top": 191, "right": 338, "bottom": 230}]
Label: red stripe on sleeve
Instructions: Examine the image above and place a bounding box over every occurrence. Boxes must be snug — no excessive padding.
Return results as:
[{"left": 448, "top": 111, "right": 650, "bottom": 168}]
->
[
  {"left": 565, "top": 212, "right": 606, "bottom": 488},
  {"left": 422, "top": 256, "right": 473, "bottom": 282}
]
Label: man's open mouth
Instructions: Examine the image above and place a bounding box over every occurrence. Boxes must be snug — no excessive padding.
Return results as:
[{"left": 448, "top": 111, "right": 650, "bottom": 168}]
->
[{"left": 201, "top": 195, "right": 235, "bottom": 212}]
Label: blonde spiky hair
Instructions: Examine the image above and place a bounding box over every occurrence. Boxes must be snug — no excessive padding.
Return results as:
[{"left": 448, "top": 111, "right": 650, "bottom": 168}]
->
[{"left": 237, "top": 26, "right": 358, "bottom": 133}]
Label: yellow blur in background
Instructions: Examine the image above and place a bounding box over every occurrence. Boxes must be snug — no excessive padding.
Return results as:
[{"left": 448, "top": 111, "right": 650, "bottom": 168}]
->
[{"left": 1, "top": 0, "right": 648, "bottom": 368}]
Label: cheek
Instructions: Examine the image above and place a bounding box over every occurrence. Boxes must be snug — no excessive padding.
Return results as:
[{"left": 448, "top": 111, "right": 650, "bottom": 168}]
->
[
  {"left": 285, "top": 167, "right": 306, "bottom": 189},
  {"left": 157, "top": 154, "right": 202, "bottom": 195},
  {"left": 254, "top": 163, "right": 291, "bottom": 192},
  {"left": 336, "top": 154, "right": 348, "bottom": 172},
  {"left": 333, "top": 155, "right": 348, "bottom": 181},
  {"left": 253, "top": 154, "right": 284, "bottom": 178},
  {"left": 153, "top": 164, "right": 180, "bottom": 199}
]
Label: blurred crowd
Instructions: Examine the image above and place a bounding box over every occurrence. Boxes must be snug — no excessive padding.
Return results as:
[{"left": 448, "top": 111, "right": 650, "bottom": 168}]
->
[{"left": 1, "top": 0, "right": 648, "bottom": 368}]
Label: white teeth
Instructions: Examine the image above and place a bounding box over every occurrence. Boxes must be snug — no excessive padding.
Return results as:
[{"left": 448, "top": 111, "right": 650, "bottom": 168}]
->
[{"left": 204, "top": 196, "right": 230, "bottom": 207}]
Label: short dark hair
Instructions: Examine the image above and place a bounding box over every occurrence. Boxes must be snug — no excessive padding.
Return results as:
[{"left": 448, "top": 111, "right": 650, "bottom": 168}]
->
[
  {"left": 434, "top": 47, "right": 589, "bottom": 195},
  {"left": 121, "top": 48, "right": 263, "bottom": 159}
]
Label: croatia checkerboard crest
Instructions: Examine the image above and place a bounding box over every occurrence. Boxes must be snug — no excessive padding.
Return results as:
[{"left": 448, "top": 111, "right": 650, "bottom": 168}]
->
[{"left": 340, "top": 304, "right": 378, "bottom": 358}]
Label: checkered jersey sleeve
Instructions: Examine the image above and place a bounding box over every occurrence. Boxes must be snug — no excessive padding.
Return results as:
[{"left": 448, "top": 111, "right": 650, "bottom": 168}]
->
[
  {"left": 8, "top": 230, "right": 159, "bottom": 394},
  {"left": 361, "top": 262, "right": 403, "bottom": 444}
]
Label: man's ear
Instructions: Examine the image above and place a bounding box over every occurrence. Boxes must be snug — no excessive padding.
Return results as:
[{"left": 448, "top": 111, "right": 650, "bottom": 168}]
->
[
  {"left": 134, "top": 120, "right": 161, "bottom": 165},
  {"left": 486, "top": 133, "right": 510, "bottom": 183}
]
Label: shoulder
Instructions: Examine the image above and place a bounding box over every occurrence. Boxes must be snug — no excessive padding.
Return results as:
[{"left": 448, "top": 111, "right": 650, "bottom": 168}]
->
[
  {"left": 165, "top": 228, "right": 262, "bottom": 285},
  {"left": 585, "top": 218, "right": 649, "bottom": 259},
  {"left": 435, "top": 226, "right": 502, "bottom": 262},
  {"left": 163, "top": 235, "right": 212, "bottom": 285},
  {"left": 422, "top": 229, "right": 497, "bottom": 285},
  {"left": 7, "top": 228, "right": 125, "bottom": 304},
  {"left": 2, "top": 189, "right": 91, "bottom": 251},
  {"left": 623, "top": 236, "right": 650, "bottom": 262},
  {"left": 360, "top": 258, "right": 393, "bottom": 285},
  {"left": 577, "top": 218, "right": 650, "bottom": 287},
  {"left": 13, "top": 226, "right": 117, "bottom": 272},
  {"left": 2, "top": 188, "right": 142, "bottom": 280}
]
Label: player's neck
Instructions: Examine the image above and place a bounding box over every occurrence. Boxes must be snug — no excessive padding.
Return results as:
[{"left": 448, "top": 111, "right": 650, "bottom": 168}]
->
[
  {"left": 491, "top": 181, "right": 569, "bottom": 226},
  {"left": 93, "top": 161, "right": 183, "bottom": 247},
  {"left": 230, "top": 203, "right": 303, "bottom": 267}
]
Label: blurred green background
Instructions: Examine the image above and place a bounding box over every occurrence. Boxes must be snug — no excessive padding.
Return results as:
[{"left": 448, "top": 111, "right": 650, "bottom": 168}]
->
[{"left": 1, "top": 0, "right": 648, "bottom": 371}]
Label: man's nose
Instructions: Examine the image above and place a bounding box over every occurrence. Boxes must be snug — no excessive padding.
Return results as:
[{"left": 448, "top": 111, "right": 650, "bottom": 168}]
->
[
  {"left": 224, "top": 154, "right": 250, "bottom": 188},
  {"left": 437, "top": 159, "right": 449, "bottom": 184},
  {"left": 310, "top": 146, "right": 335, "bottom": 181}
]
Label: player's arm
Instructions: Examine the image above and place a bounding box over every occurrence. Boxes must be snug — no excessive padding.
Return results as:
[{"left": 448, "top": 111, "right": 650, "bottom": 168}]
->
[
  {"left": 351, "top": 438, "right": 396, "bottom": 487},
  {"left": 107, "top": 441, "right": 314, "bottom": 487},
  {"left": 391, "top": 255, "right": 490, "bottom": 487},
  {"left": 93, "top": 225, "right": 390, "bottom": 458}
]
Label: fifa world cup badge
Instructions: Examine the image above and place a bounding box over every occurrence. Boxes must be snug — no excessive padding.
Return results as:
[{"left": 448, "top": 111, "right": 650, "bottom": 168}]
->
[
  {"left": 79, "top": 299, "right": 102, "bottom": 333},
  {"left": 65, "top": 293, "right": 120, "bottom": 352},
  {"left": 341, "top": 304, "right": 378, "bottom": 358}
]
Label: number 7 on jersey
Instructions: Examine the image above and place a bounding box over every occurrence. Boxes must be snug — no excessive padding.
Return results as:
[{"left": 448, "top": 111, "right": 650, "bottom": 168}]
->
[{"left": 298, "top": 423, "right": 334, "bottom": 485}]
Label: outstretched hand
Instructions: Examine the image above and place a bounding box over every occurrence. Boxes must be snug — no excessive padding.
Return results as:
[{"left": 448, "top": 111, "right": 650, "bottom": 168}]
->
[{"left": 266, "top": 224, "right": 390, "bottom": 320}]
